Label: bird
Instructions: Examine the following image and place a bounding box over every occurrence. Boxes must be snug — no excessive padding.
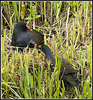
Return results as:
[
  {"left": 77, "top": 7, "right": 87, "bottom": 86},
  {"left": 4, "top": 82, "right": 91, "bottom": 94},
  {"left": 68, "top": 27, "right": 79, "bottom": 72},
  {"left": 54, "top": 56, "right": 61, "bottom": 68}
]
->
[
  {"left": 40, "top": 44, "right": 80, "bottom": 87},
  {"left": 11, "top": 22, "right": 44, "bottom": 50}
]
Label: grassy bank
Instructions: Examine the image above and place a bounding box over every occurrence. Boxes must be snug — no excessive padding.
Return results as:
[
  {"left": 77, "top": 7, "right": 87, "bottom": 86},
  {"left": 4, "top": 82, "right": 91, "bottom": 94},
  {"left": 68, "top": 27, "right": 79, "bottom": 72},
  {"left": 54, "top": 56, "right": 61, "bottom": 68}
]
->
[{"left": 1, "top": 1, "right": 92, "bottom": 99}]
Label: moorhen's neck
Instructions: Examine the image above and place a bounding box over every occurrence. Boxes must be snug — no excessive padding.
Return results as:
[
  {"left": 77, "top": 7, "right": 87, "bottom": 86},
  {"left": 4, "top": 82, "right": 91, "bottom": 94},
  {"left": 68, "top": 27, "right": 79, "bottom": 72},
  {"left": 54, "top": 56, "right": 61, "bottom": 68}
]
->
[{"left": 41, "top": 44, "right": 54, "bottom": 61}]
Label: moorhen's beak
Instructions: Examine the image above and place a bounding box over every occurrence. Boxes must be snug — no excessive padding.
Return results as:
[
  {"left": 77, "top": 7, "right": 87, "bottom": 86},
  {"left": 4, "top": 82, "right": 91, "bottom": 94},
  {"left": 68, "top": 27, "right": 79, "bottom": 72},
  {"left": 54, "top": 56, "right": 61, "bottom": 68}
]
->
[
  {"left": 31, "top": 41, "right": 37, "bottom": 47},
  {"left": 26, "top": 24, "right": 32, "bottom": 31},
  {"left": 38, "top": 45, "right": 42, "bottom": 49}
]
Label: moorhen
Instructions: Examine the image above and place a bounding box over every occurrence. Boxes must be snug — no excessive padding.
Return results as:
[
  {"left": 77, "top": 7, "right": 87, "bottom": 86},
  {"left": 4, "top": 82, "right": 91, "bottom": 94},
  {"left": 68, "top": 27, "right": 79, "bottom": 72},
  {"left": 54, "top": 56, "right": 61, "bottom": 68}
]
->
[
  {"left": 40, "top": 44, "right": 80, "bottom": 87},
  {"left": 11, "top": 22, "right": 44, "bottom": 49}
]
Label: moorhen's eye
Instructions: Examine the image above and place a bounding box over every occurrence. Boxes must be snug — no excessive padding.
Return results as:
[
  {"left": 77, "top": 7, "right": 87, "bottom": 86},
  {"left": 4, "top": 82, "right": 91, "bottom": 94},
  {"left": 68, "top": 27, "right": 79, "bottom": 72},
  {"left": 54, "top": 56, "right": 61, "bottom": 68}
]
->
[{"left": 50, "top": 63, "right": 55, "bottom": 72}]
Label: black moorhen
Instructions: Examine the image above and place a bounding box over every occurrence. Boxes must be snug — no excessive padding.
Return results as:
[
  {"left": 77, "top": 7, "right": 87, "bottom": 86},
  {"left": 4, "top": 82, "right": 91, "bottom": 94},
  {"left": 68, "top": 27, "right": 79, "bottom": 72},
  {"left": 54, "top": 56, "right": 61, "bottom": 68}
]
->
[
  {"left": 11, "top": 22, "right": 44, "bottom": 49},
  {"left": 40, "top": 44, "right": 80, "bottom": 87}
]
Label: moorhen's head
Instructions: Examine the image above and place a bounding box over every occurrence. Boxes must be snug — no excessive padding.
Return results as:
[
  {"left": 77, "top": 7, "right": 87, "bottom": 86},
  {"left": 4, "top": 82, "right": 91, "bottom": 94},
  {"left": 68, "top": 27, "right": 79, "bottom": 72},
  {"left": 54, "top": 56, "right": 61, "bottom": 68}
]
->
[
  {"left": 11, "top": 22, "right": 32, "bottom": 48},
  {"left": 39, "top": 44, "right": 54, "bottom": 61},
  {"left": 13, "top": 22, "right": 32, "bottom": 32},
  {"left": 40, "top": 44, "right": 51, "bottom": 56},
  {"left": 39, "top": 44, "right": 55, "bottom": 72}
]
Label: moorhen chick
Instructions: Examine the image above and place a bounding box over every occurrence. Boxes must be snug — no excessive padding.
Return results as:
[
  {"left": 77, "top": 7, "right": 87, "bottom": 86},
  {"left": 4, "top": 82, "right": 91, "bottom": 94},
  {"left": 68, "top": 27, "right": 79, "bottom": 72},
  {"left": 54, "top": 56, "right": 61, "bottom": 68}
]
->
[
  {"left": 40, "top": 44, "right": 80, "bottom": 87},
  {"left": 11, "top": 22, "right": 44, "bottom": 49}
]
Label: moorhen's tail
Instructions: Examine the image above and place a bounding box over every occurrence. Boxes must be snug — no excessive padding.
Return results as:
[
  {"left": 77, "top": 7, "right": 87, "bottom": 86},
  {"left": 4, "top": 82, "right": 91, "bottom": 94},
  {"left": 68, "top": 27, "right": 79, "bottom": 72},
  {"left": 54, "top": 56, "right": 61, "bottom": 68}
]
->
[{"left": 63, "top": 74, "right": 80, "bottom": 87}]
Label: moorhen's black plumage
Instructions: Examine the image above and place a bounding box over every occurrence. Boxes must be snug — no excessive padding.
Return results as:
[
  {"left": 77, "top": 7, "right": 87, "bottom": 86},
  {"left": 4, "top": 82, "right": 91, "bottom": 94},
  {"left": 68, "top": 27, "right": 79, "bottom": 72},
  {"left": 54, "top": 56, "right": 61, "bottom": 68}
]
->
[
  {"left": 11, "top": 22, "right": 44, "bottom": 49},
  {"left": 40, "top": 44, "right": 80, "bottom": 87}
]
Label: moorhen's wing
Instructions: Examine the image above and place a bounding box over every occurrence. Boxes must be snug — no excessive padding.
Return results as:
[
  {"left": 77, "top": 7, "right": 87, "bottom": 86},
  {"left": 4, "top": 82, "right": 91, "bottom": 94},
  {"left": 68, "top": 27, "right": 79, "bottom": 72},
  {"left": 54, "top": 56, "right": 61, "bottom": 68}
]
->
[
  {"left": 61, "top": 58, "right": 79, "bottom": 75},
  {"left": 11, "top": 30, "right": 31, "bottom": 47},
  {"left": 63, "top": 73, "right": 80, "bottom": 87},
  {"left": 30, "top": 30, "right": 44, "bottom": 45}
]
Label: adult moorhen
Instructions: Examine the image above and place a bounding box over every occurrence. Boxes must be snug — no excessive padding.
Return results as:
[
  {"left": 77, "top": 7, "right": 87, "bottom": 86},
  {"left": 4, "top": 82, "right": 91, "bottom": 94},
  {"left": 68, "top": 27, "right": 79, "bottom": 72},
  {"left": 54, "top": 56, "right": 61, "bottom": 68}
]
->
[
  {"left": 40, "top": 44, "right": 80, "bottom": 87},
  {"left": 11, "top": 22, "right": 44, "bottom": 49}
]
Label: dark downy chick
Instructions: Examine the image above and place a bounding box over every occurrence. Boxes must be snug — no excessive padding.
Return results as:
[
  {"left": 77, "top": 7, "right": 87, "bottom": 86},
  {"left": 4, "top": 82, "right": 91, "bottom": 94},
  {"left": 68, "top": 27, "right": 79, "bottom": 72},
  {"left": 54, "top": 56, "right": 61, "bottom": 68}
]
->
[{"left": 41, "top": 44, "right": 80, "bottom": 87}]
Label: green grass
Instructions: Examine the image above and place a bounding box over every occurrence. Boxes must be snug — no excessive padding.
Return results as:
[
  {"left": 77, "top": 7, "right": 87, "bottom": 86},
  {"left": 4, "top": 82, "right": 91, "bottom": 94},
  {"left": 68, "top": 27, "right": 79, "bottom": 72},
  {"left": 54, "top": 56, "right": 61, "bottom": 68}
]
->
[{"left": 1, "top": 1, "right": 92, "bottom": 99}]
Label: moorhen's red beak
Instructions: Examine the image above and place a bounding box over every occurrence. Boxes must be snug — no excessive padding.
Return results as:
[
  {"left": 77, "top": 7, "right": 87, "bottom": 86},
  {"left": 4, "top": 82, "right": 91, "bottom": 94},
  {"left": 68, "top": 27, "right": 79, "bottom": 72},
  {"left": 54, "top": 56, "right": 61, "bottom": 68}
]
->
[
  {"left": 26, "top": 24, "right": 32, "bottom": 31},
  {"left": 31, "top": 41, "right": 37, "bottom": 46},
  {"left": 38, "top": 45, "right": 42, "bottom": 48}
]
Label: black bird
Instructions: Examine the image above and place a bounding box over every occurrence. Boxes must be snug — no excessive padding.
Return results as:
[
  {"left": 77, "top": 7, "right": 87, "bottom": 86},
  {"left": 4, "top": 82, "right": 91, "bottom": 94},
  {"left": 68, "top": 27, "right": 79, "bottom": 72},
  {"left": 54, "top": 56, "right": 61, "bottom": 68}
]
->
[
  {"left": 40, "top": 44, "right": 80, "bottom": 87},
  {"left": 11, "top": 22, "right": 44, "bottom": 49}
]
